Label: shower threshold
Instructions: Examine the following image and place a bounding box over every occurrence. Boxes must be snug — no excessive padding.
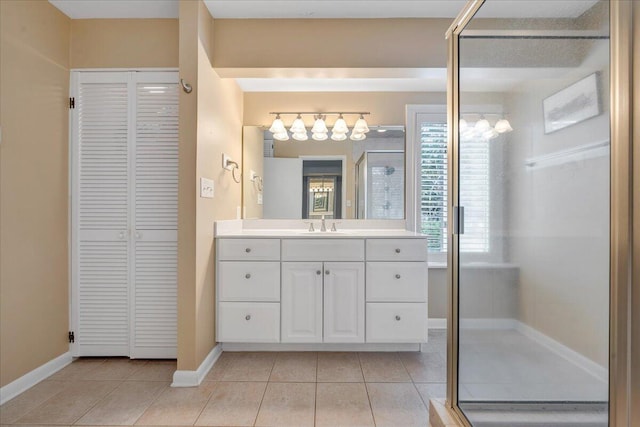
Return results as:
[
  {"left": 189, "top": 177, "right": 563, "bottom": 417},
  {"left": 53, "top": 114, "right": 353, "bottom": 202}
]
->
[{"left": 459, "top": 401, "right": 608, "bottom": 427}]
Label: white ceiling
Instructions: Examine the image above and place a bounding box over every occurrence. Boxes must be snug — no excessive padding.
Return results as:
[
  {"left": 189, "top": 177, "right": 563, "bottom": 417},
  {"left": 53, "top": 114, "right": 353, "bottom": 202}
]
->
[
  {"left": 49, "top": 0, "right": 178, "bottom": 19},
  {"left": 49, "top": 0, "right": 598, "bottom": 20}
]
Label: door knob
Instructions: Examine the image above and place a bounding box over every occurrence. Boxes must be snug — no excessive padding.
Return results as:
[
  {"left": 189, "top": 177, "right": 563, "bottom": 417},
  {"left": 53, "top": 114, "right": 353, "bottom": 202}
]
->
[
  {"left": 316, "top": 270, "right": 322, "bottom": 275},
  {"left": 325, "top": 270, "right": 330, "bottom": 275},
  {"left": 135, "top": 231, "right": 141, "bottom": 239},
  {"left": 118, "top": 231, "right": 125, "bottom": 239}
]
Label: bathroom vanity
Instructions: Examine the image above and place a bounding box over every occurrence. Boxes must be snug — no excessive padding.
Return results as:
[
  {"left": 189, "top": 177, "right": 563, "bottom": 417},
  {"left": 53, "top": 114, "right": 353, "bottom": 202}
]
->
[{"left": 215, "top": 221, "right": 428, "bottom": 348}]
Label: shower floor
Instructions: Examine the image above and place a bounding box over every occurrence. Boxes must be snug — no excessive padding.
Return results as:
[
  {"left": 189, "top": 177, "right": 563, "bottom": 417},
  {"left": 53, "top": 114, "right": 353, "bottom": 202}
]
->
[{"left": 457, "top": 328, "right": 608, "bottom": 426}]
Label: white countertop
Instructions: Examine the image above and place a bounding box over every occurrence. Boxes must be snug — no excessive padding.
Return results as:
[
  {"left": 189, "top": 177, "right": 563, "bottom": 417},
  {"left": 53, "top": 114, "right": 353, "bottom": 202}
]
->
[{"left": 215, "top": 229, "right": 425, "bottom": 238}]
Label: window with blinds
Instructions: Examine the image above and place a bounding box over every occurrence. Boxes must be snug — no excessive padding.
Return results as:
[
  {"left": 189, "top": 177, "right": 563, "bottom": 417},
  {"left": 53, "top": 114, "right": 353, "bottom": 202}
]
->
[{"left": 420, "top": 122, "right": 490, "bottom": 253}]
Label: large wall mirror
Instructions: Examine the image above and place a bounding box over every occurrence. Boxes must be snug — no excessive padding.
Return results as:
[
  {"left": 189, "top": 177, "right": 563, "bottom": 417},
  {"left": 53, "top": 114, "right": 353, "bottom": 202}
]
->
[{"left": 242, "top": 125, "right": 406, "bottom": 220}]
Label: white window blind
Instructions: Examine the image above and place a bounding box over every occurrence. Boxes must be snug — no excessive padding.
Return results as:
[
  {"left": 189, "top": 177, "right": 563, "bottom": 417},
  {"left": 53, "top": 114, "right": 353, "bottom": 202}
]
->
[{"left": 420, "top": 122, "right": 490, "bottom": 253}]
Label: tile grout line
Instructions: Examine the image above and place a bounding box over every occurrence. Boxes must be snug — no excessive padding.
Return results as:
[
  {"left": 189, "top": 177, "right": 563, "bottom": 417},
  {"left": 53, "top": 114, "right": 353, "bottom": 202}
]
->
[
  {"left": 357, "top": 352, "right": 377, "bottom": 427},
  {"left": 129, "top": 378, "right": 170, "bottom": 426},
  {"left": 70, "top": 377, "right": 127, "bottom": 425},
  {"left": 191, "top": 379, "right": 218, "bottom": 426},
  {"left": 252, "top": 353, "right": 277, "bottom": 427}
]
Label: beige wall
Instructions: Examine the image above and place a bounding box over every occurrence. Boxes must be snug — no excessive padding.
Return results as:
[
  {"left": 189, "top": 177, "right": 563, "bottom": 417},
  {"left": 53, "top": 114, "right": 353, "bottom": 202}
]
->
[
  {"left": 178, "top": 0, "right": 244, "bottom": 370},
  {"left": 242, "top": 126, "right": 264, "bottom": 219},
  {"left": 244, "top": 92, "right": 446, "bottom": 127},
  {"left": 212, "top": 19, "right": 450, "bottom": 69},
  {"left": 0, "top": 0, "right": 71, "bottom": 387},
  {"left": 70, "top": 19, "right": 178, "bottom": 69}
]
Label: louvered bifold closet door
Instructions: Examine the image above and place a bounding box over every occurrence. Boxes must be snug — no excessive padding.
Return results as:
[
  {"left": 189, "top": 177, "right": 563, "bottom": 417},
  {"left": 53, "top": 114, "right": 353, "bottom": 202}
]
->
[
  {"left": 131, "top": 72, "right": 179, "bottom": 358},
  {"left": 73, "top": 72, "right": 130, "bottom": 356}
]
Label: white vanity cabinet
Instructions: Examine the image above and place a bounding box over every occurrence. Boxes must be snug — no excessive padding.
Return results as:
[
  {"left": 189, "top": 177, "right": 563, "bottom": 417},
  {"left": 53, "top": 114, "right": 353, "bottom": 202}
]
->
[
  {"left": 281, "top": 261, "right": 365, "bottom": 343},
  {"left": 216, "top": 234, "right": 427, "bottom": 346}
]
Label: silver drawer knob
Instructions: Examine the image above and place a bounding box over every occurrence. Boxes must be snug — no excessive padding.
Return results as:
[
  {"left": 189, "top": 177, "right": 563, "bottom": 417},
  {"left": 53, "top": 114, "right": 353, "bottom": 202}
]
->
[
  {"left": 325, "top": 270, "right": 330, "bottom": 275},
  {"left": 395, "top": 315, "right": 401, "bottom": 321},
  {"left": 245, "top": 315, "right": 251, "bottom": 321},
  {"left": 245, "top": 273, "right": 251, "bottom": 279},
  {"left": 316, "top": 270, "right": 322, "bottom": 275},
  {"left": 245, "top": 248, "right": 251, "bottom": 253},
  {"left": 395, "top": 248, "right": 401, "bottom": 253},
  {"left": 395, "top": 274, "right": 401, "bottom": 279}
]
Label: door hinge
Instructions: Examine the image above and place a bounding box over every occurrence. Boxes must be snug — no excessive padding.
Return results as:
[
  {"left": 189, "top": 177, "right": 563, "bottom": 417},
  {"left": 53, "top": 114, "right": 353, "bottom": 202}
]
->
[
  {"left": 69, "top": 97, "right": 75, "bottom": 109},
  {"left": 68, "top": 331, "right": 75, "bottom": 343}
]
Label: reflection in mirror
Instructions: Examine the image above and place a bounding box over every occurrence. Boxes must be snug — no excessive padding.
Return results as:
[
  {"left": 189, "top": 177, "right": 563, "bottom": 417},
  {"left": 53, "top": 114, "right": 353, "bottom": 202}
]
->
[{"left": 242, "top": 126, "right": 405, "bottom": 220}]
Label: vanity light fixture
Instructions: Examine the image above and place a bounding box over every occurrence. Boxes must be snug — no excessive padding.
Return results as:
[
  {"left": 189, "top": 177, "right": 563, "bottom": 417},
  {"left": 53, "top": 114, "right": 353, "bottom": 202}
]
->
[
  {"left": 459, "top": 114, "right": 513, "bottom": 141},
  {"left": 268, "top": 112, "right": 370, "bottom": 142}
]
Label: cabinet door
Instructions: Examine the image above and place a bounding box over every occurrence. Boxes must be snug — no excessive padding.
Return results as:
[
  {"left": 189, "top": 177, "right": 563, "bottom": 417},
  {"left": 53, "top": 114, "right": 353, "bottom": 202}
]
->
[
  {"left": 131, "top": 73, "right": 179, "bottom": 359},
  {"left": 281, "top": 262, "right": 323, "bottom": 342},
  {"left": 324, "top": 262, "right": 365, "bottom": 343}
]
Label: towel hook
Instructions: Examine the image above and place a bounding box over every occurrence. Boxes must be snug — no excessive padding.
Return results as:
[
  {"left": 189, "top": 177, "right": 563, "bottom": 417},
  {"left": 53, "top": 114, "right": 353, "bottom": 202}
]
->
[{"left": 180, "top": 78, "right": 192, "bottom": 94}]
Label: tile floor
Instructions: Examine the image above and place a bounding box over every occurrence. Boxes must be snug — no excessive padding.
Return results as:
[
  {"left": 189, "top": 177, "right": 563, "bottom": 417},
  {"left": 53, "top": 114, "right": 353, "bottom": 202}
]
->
[{"left": 0, "top": 331, "right": 447, "bottom": 427}]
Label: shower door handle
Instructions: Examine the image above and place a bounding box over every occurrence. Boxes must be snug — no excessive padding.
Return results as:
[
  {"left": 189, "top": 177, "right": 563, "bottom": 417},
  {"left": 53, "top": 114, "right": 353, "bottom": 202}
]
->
[{"left": 453, "top": 206, "right": 465, "bottom": 235}]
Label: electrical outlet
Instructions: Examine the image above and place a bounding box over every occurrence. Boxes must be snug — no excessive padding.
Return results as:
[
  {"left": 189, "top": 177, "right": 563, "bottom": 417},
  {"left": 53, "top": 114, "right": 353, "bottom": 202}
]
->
[
  {"left": 346, "top": 199, "right": 352, "bottom": 207},
  {"left": 200, "top": 177, "right": 214, "bottom": 198},
  {"left": 258, "top": 194, "right": 263, "bottom": 205}
]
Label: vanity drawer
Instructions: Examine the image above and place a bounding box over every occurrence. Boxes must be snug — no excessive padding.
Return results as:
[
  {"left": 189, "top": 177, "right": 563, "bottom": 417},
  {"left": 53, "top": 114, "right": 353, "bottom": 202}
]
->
[
  {"left": 218, "top": 239, "right": 281, "bottom": 261},
  {"left": 218, "top": 302, "right": 280, "bottom": 342},
  {"left": 366, "top": 262, "right": 428, "bottom": 302},
  {"left": 366, "top": 239, "right": 428, "bottom": 262},
  {"left": 366, "top": 303, "right": 428, "bottom": 343},
  {"left": 282, "top": 239, "right": 364, "bottom": 261},
  {"left": 218, "top": 262, "right": 280, "bottom": 302}
]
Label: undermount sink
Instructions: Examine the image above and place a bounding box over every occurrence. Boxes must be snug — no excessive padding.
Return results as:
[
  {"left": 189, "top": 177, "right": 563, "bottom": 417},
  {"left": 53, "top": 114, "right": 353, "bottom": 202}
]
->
[{"left": 297, "top": 231, "right": 350, "bottom": 236}]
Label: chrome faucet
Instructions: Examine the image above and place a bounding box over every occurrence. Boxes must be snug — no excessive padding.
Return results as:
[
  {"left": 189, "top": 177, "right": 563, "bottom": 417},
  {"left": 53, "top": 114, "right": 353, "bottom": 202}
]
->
[{"left": 320, "top": 215, "right": 327, "bottom": 232}]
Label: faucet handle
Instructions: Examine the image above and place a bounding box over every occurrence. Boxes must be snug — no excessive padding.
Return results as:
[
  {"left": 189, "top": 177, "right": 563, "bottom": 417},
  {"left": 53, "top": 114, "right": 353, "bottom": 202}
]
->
[
  {"left": 331, "top": 222, "right": 341, "bottom": 232},
  {"left": 305, "top": 222, "right": 315, "bottom": 232}
]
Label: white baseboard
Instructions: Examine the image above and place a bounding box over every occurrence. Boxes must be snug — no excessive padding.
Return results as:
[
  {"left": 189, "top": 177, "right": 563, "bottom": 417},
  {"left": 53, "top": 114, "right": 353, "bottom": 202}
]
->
[
  {"left": 0, "top": 352, "right": 72, "bottom": 405},
  {"left": 171, "top": 344, "right": 222, "bottom": 387},
  {"left": 514, "top": 321, "right": 608, "bottom": 384},
  {"left": 428, "top": 318, "right": 447, "bottom": 329},
  {"left": 459, "top": 318, "right": 518, "bottom": 330},
  {"left": 221, "top": 343, "right": 421, "bottom": 352}
]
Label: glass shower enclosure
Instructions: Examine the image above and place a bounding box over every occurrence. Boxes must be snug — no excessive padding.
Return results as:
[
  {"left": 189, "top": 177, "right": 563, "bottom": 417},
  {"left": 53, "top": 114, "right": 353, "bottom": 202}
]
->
[
  {"left": 446, "top": 1, "right": 614, "bottom": 425},
  {"left": 355, "top": 151, "right": 404, "bottom": 219}
]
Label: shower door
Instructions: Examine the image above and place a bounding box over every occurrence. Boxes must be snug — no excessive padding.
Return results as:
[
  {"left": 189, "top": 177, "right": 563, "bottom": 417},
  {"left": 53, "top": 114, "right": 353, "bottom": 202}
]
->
[{"left": 447, "top": 1, "right": 614, "bottom": 425}]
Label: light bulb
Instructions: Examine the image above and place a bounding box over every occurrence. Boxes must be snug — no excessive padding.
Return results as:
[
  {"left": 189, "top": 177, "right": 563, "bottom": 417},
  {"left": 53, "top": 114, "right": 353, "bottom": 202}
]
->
[
  {"left": 269, "top": 116, "right": 286, "bottom": 134},
  {"left": 483, "top": 128, "right": 499, "bottom": 140},
  {"left": 331, "top": 116, "right": 348, "bottom": 134},
  {"left": 350, "top": 131, "right": 366, "bottom": 141},
  {"left": 312, "top": 132, "right": 328, "bottom": 141},
  {"left": 292, "top": 132, "right": 308, "bottom": 141},
  {"left": 475, "top": 118, "right": 490, "bottom": 132},
  {"left": 331, "top": 132, "right": 347, "bottom": 141},
  {"left": 289, "top": 115, "right": 306, "bottom": 134},
  {"left": 311, "top": 117, "right": 328, "bottom": 134},
  {"left": 273, "top": 131, "right": 289, "bottom": 141},
  {"left": 353, "top": 116, "right": 369, "bottom": 133},
  {"left": 494, "top": 119, "right": 513, "bottom": 133}
]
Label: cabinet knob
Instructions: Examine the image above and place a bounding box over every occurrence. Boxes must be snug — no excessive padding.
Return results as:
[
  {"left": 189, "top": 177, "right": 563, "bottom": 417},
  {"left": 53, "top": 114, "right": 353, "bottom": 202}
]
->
[
  {"left": 245, "top": 273, "right": 251, "bottom": 279},
  {"left": 245, "top": 248, "right": 251, "bottom": 253},
  {"left": 316, "top": 270, "right": 322, "bottom": 275},
  {"left": 395, "top": 248, "right": 401, "bottom": 253},
  {"left": 395, "top": 315, "right": 401, "bottom": 321},
  {"left": 245, "top": 314, "right": 251, "bottom": 321},
  {"left": 325, "top": 270, "right": 330, "bottom": 275},
  {"left": 395, "top": 274, "right": 401, "bottom": 279}
]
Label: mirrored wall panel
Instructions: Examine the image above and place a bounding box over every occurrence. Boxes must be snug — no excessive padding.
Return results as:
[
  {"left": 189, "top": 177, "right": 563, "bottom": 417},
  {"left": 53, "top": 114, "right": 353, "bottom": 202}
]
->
[{"left": 242, "top": 126, "right": 405, "bottom": 219}]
